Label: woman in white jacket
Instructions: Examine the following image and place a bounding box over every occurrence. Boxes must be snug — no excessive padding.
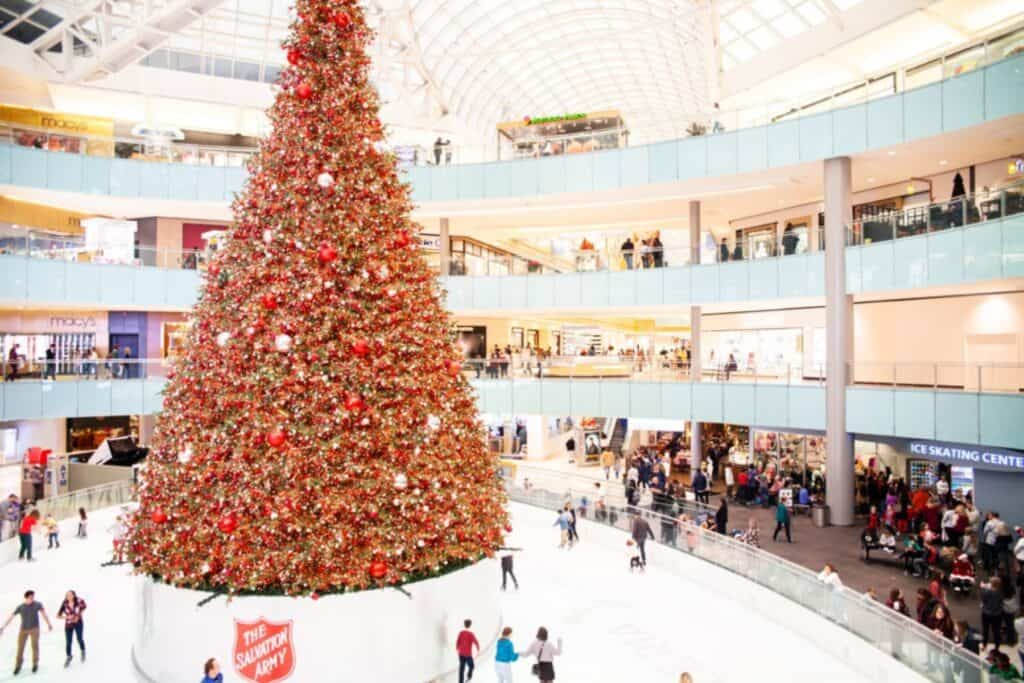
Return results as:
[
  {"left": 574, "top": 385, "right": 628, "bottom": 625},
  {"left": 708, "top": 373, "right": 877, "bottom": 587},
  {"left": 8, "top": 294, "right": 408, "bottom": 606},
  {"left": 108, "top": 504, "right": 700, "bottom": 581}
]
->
[{"left": 520, "top": 627, "right": 562, "bottom": 683}]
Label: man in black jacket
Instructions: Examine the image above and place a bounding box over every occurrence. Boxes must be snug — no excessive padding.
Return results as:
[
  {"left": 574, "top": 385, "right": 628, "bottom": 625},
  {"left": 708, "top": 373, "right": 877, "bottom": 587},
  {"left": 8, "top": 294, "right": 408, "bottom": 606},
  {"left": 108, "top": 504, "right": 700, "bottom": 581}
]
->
[{"left": 631, "top": 514, "right": 655, "bottom": 566}]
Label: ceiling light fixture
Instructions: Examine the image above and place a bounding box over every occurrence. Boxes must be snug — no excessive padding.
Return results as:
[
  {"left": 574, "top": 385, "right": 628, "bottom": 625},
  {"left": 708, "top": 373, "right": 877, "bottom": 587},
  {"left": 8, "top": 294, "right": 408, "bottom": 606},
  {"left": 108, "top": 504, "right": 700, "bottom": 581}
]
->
[
  {"left": 887, "top": 151, "right": 896, "bottom": 157},
  {"left": 866, "top": 177, "right": 876, "bottom": 183},
  {"left": 938, "top": 160, "right": 948, "bottom": 166}
]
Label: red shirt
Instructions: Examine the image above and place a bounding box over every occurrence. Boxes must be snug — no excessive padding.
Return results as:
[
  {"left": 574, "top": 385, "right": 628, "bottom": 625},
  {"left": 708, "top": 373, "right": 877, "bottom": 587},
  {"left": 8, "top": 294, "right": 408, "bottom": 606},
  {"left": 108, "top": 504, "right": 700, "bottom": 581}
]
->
[
  {"left": 456, "top": 630, "right": 479, "bottom": 657},
  {"left": 19, "top": 517, "right": 37, "bottom": 534}
]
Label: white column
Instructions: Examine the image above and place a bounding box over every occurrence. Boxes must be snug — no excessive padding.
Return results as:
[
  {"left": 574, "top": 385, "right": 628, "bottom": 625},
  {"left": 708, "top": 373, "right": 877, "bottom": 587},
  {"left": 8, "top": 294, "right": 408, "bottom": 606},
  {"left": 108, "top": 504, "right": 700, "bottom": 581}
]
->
[
  {"left": 439, "top": 217, "right": 450, "bottom": 276},
  {"left": 689, "top": 200, "right": 702, "bottom": 474},
  {"left": 138, "top": 414, "right": 158, "bottom": 446},
  {"left": 824, "top": 157, "right": 855, "bottom": 526}
]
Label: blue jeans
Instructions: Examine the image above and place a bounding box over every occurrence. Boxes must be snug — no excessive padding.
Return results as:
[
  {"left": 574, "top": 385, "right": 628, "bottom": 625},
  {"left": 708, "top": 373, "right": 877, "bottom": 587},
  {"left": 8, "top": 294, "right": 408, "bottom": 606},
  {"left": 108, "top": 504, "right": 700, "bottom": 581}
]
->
[
  {"left": 458, "top": 655, "right": 474, "bottom": 683},
  {"left": 64, "top": 622, "right": 84, "bottom": 657},
  {"left": 18, "top": 532, "right": 31, "bottom": 560}
]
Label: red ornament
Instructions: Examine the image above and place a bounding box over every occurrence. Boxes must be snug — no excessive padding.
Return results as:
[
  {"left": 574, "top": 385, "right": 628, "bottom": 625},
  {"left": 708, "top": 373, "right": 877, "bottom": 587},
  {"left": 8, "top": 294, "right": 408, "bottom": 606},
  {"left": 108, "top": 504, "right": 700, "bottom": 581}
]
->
[
  {"left": 504, "top": 524, "right": 513, "bottom": 533},
  {"left": 344, "top": 395, "right": 365, "bottom": 411},
  {"left": 446, "top": 360, "right": 462, "bottom": 376},
  {"left": 151, "top": 510, "right": 168, "bottom": 524},
  {"left": 217, "top": 514, "right": 239, "bottom": 534},
  {"left": 208, "top": 263, "right": 220, "bottom": 277},
  {"left": 392, "top": 231, "right": 411, "bottom": 248},
  {"left": 369, "top": 561, "right": 387, "bottom": 579},
  {"left": 317, "top": 244, "right": 338, "bottom": 264},
  {"left": 351, "top": 340, "right": 370, "bottom": 357},
  {"left": 261, "top": 294, "right": 278, "bottom": 310},
  {"left": 333, "top": 11, "right": 351, "bottom": 29},
  {"left": 267, "top": 429, "right": 287, "bottom": 448},
  {"left": 310, "top": 592, "right": 320, "bottom": 601},
  {"left": 295, "top": 83, "right": 313, "bottom": 100},
  {"left": 286, "top": 48, "right": 302, "bottom": 66}
]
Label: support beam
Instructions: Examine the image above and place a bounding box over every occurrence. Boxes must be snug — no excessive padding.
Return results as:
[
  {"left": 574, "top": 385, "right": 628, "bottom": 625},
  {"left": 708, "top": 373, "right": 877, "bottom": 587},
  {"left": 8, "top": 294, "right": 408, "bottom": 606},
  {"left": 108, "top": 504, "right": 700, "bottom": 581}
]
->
[
  {"left": 689, "top": 200, "right": 702, "bottom": 475},
  {"left": 439, "top": 217, "right": 450, "bottom": 277},
  {"left": 824, "top": 157, "right": 854, "bottom": 526}
]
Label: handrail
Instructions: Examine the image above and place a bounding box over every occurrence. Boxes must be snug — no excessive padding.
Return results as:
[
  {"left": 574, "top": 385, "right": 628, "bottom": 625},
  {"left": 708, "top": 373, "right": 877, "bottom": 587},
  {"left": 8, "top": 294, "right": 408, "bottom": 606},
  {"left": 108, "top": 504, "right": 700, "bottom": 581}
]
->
[
  {"left": 503, "top": 468, "right": 991, "bottom": 681},
  {"left": 27, "top": 480, "right": 134, "bottom": 523},
  {"left": 845, "top": 178, "right": 1024, "bottom": 246}
]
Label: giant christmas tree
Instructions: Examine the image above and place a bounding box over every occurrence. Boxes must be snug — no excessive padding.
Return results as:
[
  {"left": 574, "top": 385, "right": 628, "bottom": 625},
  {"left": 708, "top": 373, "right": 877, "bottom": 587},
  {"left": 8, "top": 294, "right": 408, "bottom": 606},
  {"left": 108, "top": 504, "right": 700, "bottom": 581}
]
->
[{"left": 127, "top": 0, "right": 507, "bottom": 596}]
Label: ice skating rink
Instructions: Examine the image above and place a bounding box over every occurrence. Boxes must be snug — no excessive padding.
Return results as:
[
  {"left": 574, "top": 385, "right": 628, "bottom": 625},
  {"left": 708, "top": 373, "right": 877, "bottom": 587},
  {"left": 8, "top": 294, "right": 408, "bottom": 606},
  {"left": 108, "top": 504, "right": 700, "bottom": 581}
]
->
[{"left": 0, "top": 502, "right": 907, "bottom": 682}]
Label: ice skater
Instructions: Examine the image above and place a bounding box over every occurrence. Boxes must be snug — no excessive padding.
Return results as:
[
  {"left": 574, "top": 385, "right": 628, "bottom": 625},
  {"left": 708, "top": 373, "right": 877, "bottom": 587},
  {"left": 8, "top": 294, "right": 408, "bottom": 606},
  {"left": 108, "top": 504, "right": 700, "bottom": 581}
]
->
[
  {"left": 0, "top": 589, "right": 53, "bottom": 675},
  {"left": 455, "top": 619, "right": 479, "bottom": 683},
  {"left": 500, "top": 552, "right": 519, "bottom": 591},
  {"left": 56, "top": 590, "right": 86, "bottom": 666},
  {"left": 627, "top": 539, "right": 643, "bottom": 572},
  {"left": 76, "top": 508, "right": 87, "bottom": 539},
  {"left": 554, "top": 508, "right": 571, "bottom": 548},
  {"left": 494, "top": 626, "right": 518, "bottom": 683},
  {"left": 202, "top": 658, "right": 224, "bottom": 683},
  {"left": 44, "top": 513, "right": 59, "bottom": 549}
]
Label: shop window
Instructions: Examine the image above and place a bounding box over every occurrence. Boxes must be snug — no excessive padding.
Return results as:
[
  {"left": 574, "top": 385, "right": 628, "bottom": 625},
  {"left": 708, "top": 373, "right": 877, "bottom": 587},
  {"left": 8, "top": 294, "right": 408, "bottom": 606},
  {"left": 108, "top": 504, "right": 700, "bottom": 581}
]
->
[{"left": 214, "top": 57, "right": 233, "bottom": 79}]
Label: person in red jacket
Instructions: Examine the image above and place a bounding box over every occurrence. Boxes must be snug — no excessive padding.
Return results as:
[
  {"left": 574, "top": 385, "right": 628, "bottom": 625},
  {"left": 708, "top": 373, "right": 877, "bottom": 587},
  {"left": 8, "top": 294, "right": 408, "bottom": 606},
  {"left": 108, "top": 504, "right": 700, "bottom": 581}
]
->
[
  {"left": 18, "top": 510, "right": 39, "bottom": 561},
  {"left": 455, "top": 619, "right": 479, "bottom": 683},
  {"left": 950, "top": 552, "right": 976, "bottom": 592}
]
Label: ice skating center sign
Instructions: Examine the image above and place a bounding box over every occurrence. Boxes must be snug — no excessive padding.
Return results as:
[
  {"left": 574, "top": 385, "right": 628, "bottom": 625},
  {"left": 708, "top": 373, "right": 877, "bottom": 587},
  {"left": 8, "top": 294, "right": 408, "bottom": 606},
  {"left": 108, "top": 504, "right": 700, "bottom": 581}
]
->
[{"left": 893, "top": 438, "right": 1024, "bottom": 472}]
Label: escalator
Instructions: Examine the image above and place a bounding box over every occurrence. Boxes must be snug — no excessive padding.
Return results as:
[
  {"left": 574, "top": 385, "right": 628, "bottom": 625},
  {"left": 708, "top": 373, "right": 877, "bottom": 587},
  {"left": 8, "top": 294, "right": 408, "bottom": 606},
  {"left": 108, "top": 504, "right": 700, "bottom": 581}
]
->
[{"left": 608, "top": 418, "right": 628, "bottom": 455}]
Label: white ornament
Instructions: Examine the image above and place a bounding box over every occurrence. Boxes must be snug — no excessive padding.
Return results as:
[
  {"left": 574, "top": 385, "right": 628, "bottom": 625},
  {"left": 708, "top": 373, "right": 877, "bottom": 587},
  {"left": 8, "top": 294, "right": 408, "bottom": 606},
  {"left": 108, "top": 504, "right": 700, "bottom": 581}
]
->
[
  {"left": 387, "top": 289, "right": 397, "bottom": 298},
  {"left": 417, "top": 540, "right": 425, "bottom": 548},
  {"left": 427, "top": 415, "right": 440, "bottom": 430},
  {"left": 394, "top": 473, "right": 408, "bottom": 490},
  {"left": 275, "top": 333, "right": 293, "bottom": 352},
  {"left": 216, "top": 332, "right": 231, "bottom": 347},
  {"left": 317, "top": 172, "right": 334, "bottom": 188},
  {"left": 263, "top": 229, "right": 274, "bottom": 244},
  {"left": 201, "top": 563, "right": 211, "bottom": 574},
  {"left": 177, "top": 446, "right": 193, "bottom": 463}
]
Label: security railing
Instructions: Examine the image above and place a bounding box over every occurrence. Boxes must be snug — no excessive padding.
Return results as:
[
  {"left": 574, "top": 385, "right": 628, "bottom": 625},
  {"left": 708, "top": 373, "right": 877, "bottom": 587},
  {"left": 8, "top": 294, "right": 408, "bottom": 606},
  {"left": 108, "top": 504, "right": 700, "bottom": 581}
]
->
[
  {"left": 503, "top": 468, "right": 990, "bottom": 683},
  {"left": 29, "top": 480, "right": 134, "bottom": 526},
  {"left": 849, "top": 362, "right": 1024, "bottom": 394},
  {"left": 2, "top": 357, "right": 173, "bottom": 381},
  {"left": 846, "top": 179, "right": 1024, "bottom": 246}
]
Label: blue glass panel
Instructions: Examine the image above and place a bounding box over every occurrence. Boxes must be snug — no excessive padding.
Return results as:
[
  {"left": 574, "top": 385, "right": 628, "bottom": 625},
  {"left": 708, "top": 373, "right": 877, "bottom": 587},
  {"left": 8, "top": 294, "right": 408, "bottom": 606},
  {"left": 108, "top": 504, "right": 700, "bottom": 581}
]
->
[
  {"left": 661, "top": 267, "right": 690, "bottom": 305},
  {"left": 143, "top": 379, "right": 166, "bottom": 414},
  {"left": 737, "top": 127, "right": 768, "bottom": 173},
  {"left": 903, "top": 83, "right": 942, "bottom": 140},
  {"left": 718, "top": 262, "right": 748, "bottom": 301},
  {"left": 608, "top": 270, "right": 637, "bottom": 306},
  {"left": 677, "top": 137, "right": 707, "bottom": 180},
  {"left": 486, "top": 380, "right": 513, "bottom": 414},
  {"left": 592, "top": 150, "right": 620, "bottom": 190},
  {"left": 165, "top": 270, "right": 200, "bottom": 308},
  {"left": 429, "top": 166, "right": 457, "bottom": 201},
  {"left": 441, "top": 276, "right": 471, "bottom": 309},
  {"left": 483, "top": 163, "right": 510, "bottom": 198},
  {"left": 893, "top": 390, "right": 935, "bottom": 439},
  {"left": 2, "top": 382, "right": 42, "bottom": 420},
  {"left": 722, "top": 383, "right": 755, "bottom": 424},
  {"left": 536, "top": 156, "right": 566, "bottom": 195},
  {"left": 223, "top": 167, "right": 246, "bottom": 200},
  {"left": 405, "top": 167, "right": 430, "bottom": 203},
  {"left": 630, "top": 382, "right": 661, "bottom": 418},
  {"left": 620, "top": 146, "right": 648, "bottom": 187},
  {"left": 805, "top": 252, "right": 825, "bottom": 295},
  {"left": 456, "top": 164, "right": 484, "bottom": 199},
  {"left": 766, "top": 120, "right": 798, "bottom": 167},
  {"left": 0, "top": 143, "right": 10, "bottom": 184},
  {"left": 754, "top": 385, "right": 788, "bottom": 427},
  {"left": 168, "top": 164, "right": 198, "bottom": 199},
  {"left": 985, "top": 54, "right": 1024, "bottom": 121},
  {"left": 510, "top": 380, "right": 540, "bottom": 414},
  {"left": 660, "top": 383, "right": 691, "bottom": 419},
  {"left": 892, "top": 235, "right": 928, "bottom": 289},
  {"left": 553, "top": 273, "right": 582, "bottom": 307},
  {"left": 927, "top": 229, "right": 964, "bottom": 287},
  {"left": 46, "top": 152, "right": 83, "bottom": 192},
  {"left": 832, "top": 104, "right": 867, "bottom": 156},
  {"left": 706, "top": 132, "right": 738, "bottom": 176},
  {"left": 541, "top": 381, "right": 571, "bottom": 415},
  {"left": 195, "top": 166, "right": 226, "bottom": 202},
  {"left": 859, "top": 242, "right": 895, "bottom": 292},
  {"left": 526, "top": 276, "right": 555, "bottom": 309},
  {"left": 99, "top": 265, "right": 136, "bottom": 305},
  {"left": 599, "top": 381, "right": 630, "bottom": 417},
  {"left": 12, "top": 147, "right": 47, "bottom": 187},
  {"left": 845, "top": 248, "right": 862, "bottom": 293},
  {"left": 846, "top": 387, "right": 894, "bottom": 435},
  {"left": 963, "top": 221, "right": 1003, "bottom": 282},
  {"left": 63, "top": 263, "right": 101, "bottom": 304},
  {"left": 798, "top": 113, "right": 832, "bottom": 161},
  {"left": 498, "top": 276, "right": 528, "bottom": 309},
  {"left": 867, "top": 95, "right": 903, "bottom": 149},
  {"left": 27, "top": 259, "right": 66, "bottom": 302},
  {"left": 77, "top": 381, "right": 112, "bottom": 416},
  {"left": 1003, "top": 214, "right": 1024, "bottom": 278},
  {"left": 81, "top": 155, "right": 111, "bottom": 195},
  {"left": 579, "top": 271, "right": 610, "bottom": 307},
  {"left": 0, "top": 255, "right": 28, "bottom": 301},
  {"left": 979, "top": 394, "right": 1024, "bottom": 450},
  {"left": 692, "top": 383, "right": 723, "bottom": 422},
  {"left": 509, "top": 160, "right": 539, "bottom": 197},
  {"left": 111, "top": 379, "right": 145, "bottom": 414},
  {"left": 41, "top": 381, "right": 78, "bottom": 418},
  {"left": 788, "top": 386, "right": 825, "bottom": 430},
  {"left": 473, "top": 277, "right": 500, "bottom": 308},
  {"left": 779, "top": 253, "right": 809, "bottom": 298},
  {"left": 571, "top": 381, "right": 600, "bottom": 415},
  {"left": 565, "top": 153, "right": 594, "bottom": 193},
  {"left": 133, "top": 266, "right": 170, "bottom": 308},
  {"left": 748, "top": 259, "right": 778, "bottom": 299},
  {"left": 935, "top": 392, "right": 979, "bottom": 444},
  {"left": 691, "top": 264, "right": 719, "bottom": 303},
  {"left": 942, "top": 70, "right": 984, "bottom": 131},
  {"left": 648, "top": 141, "right": 678, "bottom": 183},
  {"left": 634, "top": 269, "right": 664, "bottom": 306},
  {"left": 139, "top": 163, "right": 169, "bottom": 199}
]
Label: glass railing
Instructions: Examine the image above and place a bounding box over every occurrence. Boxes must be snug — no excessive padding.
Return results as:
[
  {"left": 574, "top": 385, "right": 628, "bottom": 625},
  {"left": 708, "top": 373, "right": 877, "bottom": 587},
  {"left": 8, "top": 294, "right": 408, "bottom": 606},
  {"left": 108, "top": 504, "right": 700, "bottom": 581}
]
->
[
  {"left": 846, "top": 179, "right": 1024, "bottom": 246},
  {"left": 850, "top": 362, "right": 1024, "bottom": 394},
  {"left": 503, "top": 467, "right": 991, "bottom": 683},
  {"left": 2, "top": 357, "right": 174, "bottom": 381},
  {"left": 27, "top": 480, "right": 134, "bottom": 528},
  {"left": 461, "top": 356, "right": 823, "bottom": 386}
]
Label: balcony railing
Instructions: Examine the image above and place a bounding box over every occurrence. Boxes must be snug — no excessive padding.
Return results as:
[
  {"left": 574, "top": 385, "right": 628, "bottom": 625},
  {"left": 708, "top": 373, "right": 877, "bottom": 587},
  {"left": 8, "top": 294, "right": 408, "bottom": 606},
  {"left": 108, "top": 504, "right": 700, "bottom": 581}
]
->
[
  {"left": 846, "top": 179, "right": 1024, "bottom": 246},
  {"left": 503, "top": 468, "right": 990, "bottom": 683}
]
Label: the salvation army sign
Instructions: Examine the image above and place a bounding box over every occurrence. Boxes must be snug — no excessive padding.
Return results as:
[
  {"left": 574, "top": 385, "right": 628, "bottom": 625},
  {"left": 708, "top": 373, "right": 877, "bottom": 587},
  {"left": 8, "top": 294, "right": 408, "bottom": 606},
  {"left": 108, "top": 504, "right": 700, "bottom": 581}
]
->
[{"left": 233, "top": 618, "right": 295, "bottom": 683}]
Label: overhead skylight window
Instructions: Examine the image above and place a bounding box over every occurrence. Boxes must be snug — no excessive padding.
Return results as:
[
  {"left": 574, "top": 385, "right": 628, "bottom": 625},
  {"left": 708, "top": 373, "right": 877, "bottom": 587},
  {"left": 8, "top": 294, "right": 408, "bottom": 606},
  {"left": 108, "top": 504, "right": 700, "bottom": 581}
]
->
[
  {"left": 772, "top": 13, "right": 805, "bottom": 38},
  {"left": 749, "top": 26, "right": 779, "bottom": 50},
  {"left": 795, "top": 2, "right": 827, "bottom": 26}
]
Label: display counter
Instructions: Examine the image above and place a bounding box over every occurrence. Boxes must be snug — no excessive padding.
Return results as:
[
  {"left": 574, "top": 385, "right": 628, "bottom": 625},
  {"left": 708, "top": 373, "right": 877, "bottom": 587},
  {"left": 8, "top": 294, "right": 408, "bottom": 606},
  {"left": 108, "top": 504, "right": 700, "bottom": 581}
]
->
[{"left": 546, "top": 356, "right": 632, "bottom": 378}]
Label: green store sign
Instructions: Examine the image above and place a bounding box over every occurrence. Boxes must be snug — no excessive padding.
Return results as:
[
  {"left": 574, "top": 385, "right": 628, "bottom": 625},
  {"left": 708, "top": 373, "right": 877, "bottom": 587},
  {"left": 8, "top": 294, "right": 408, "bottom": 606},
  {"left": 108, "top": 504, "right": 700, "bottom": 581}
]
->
[{"left": 524, "top": 113, "right": 587, "bottom": 125}]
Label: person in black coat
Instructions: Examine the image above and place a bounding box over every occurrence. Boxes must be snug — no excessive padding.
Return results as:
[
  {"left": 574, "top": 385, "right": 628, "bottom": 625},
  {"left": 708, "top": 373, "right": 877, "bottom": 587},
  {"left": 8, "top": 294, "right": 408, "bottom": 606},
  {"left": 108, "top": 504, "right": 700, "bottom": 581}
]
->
[
  {"left": 719, "top": 238, "right": 729, "bottom": 263},
  {"left": 692, "top": 469, "right": 709, "bottom": 504},
  {"left": 715, "top": 499, "right": 728, "bottom": 535}
]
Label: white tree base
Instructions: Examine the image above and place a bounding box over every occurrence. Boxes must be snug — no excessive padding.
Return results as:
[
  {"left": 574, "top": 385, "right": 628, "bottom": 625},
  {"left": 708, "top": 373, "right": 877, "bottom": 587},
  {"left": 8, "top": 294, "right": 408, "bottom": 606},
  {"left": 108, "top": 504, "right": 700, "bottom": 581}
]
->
[{"left": 132, "top": 558, "right": 500, "bottom": 683}]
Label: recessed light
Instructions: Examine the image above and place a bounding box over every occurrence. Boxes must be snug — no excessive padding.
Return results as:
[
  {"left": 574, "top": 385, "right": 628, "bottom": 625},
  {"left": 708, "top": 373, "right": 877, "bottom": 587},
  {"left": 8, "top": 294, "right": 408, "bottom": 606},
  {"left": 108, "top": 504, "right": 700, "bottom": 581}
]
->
[
  {"left": 939, "top": 160, "right": 948, "bottom": 166},
  {"left": 867, "top": 177, "right": 876, "bottom": 182},
  {"left": 887, "top": 151, "right": 896, "bottom": 156}
]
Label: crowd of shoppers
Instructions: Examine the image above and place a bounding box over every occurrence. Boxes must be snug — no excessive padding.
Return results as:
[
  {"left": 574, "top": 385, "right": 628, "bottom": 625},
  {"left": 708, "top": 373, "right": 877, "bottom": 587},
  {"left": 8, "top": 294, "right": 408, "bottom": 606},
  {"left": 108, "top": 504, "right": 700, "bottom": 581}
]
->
[{"left": 4, "top": 344, "right": 140, "bottom": 381}]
